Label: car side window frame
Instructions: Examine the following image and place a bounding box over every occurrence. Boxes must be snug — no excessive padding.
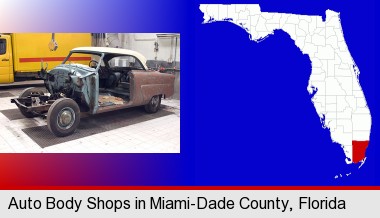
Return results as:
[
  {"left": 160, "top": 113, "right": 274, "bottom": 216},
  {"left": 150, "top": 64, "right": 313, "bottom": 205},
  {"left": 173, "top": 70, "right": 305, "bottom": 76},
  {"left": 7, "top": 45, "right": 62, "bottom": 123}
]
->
[{"left": 108, "top": 55, "right": 145, "bottom": 70}]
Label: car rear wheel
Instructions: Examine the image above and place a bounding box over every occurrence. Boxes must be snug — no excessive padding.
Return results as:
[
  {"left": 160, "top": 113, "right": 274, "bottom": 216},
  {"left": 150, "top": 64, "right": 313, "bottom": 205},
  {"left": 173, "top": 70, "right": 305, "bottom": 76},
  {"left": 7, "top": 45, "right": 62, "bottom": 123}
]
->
[
  {"left": 144, "top": 95, "right": 161, "bottom": 113},
  {"left": 47, "top": 98, "right": 80, "bottom": 137},
  {"left": 18, "top": 87, "right": 44, "bottom": 118}
]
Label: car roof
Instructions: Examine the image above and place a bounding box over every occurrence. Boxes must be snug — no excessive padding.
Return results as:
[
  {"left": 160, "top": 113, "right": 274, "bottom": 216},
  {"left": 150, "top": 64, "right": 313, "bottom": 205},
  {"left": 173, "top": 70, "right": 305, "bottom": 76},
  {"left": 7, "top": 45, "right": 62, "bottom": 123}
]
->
[{"left": 72, "top": 47, "right": 148, "bottom": 70}]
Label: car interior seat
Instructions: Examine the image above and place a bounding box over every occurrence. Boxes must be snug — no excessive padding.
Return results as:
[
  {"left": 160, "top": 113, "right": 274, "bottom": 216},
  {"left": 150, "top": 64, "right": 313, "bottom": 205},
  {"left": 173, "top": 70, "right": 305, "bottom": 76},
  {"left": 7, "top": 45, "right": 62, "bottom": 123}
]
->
[{"left": 105, "top": 72, "right": 121, "bottom": 88}]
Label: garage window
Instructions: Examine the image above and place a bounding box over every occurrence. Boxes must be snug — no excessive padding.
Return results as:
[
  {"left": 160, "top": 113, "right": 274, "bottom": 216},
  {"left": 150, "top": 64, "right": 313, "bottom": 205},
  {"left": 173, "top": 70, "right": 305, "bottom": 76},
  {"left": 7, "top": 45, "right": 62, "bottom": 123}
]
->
[{"left": 0, "top": 39, "right": 6, "bottom": 55}]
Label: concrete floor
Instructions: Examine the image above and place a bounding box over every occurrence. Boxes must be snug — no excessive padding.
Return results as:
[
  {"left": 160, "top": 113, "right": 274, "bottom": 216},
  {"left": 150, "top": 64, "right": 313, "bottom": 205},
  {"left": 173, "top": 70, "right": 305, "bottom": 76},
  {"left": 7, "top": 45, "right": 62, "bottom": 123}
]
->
[{"left": 0, "top": 87, "right": 180, "bottom": 153}]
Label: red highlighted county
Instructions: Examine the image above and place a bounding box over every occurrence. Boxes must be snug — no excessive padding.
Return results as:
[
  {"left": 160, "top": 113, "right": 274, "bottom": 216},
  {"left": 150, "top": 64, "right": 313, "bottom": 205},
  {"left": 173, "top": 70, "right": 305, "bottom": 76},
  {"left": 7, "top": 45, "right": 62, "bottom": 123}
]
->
[
  {"left": 200, "top": 4, "right": 372, "bottom": 166},
  {"left": 352, "top": 141, "right": 369, "bottom": 163}
]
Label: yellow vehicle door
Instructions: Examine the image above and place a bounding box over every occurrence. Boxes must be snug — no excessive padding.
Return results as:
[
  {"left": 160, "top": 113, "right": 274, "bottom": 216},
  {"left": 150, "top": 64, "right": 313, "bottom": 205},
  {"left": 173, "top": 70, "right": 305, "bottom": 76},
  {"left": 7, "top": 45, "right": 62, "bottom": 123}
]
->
[{"left": 0, "top": 35, "right": 13, "bottom": 83}]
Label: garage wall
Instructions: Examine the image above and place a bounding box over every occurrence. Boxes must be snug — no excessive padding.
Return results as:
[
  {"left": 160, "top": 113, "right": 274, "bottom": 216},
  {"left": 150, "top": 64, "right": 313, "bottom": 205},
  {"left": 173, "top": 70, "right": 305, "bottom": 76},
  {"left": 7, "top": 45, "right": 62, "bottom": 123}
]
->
[
  {"left": 125, "top": 34, "right": 180, "bottom": 63},
  {"left": 94, "top": 33, "right": 180, "bottom": 64}
]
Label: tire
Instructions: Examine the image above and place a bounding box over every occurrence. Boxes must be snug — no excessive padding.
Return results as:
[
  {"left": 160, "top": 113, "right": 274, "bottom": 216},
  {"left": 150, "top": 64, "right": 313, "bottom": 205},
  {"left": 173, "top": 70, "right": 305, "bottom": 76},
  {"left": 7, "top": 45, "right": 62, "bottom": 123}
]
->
[
  {"left": 144, "top": 95, "right": 161, "bottom": 113},
  {"left": 47, "top": 98, "right": 80, "bottom": 137},
  {"left": 18, "top": 87, "right": 45, "bottom": 118}
]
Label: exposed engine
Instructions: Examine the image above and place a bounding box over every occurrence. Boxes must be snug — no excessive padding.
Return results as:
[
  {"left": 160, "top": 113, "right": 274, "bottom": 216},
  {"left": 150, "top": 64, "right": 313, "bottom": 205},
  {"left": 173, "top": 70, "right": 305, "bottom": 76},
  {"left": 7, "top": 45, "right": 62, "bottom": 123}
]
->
[
  {"left": 46, "top": 68, "right": 73, "bottom": 97},
  {"left": 41, "top": 64, "right": 96, "bottom": 99}
]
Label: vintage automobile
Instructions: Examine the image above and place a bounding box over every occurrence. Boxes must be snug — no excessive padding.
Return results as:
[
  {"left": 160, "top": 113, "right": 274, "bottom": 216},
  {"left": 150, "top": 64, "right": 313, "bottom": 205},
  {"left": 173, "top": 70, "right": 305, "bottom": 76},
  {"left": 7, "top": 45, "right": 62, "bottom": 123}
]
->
[{"left": 11, "top": 47, "right": 175, "bottom": 137}]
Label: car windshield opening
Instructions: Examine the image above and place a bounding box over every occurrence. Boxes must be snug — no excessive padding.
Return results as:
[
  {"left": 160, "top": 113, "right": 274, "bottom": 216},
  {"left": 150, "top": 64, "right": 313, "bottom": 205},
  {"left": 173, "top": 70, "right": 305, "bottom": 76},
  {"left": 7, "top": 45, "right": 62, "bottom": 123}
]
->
[{"left": 63, "top": 52, "right": 103, "bottom": 68}]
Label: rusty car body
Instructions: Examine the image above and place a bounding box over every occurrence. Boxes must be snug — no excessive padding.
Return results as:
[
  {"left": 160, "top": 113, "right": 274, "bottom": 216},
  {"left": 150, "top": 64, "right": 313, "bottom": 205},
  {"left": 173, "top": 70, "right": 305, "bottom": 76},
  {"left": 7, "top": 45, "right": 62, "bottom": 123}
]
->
[{"left": 11, "top": 47, "right": 175, "bottom": 137}]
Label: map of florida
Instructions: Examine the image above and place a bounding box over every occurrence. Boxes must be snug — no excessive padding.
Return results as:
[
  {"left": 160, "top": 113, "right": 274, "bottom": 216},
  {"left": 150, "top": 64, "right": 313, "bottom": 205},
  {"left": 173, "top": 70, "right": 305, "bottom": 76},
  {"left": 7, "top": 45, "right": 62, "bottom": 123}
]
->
[{"left": 200, "top": 4, "right": 372, "bottom": 164}]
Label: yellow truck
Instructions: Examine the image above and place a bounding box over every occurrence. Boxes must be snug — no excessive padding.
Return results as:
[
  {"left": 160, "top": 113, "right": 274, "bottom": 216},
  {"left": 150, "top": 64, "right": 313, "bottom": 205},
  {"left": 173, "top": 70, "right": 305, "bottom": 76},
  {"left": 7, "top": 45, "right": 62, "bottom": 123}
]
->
[{"left": 0, "top": 33, "right": 91, "bottom": 84}]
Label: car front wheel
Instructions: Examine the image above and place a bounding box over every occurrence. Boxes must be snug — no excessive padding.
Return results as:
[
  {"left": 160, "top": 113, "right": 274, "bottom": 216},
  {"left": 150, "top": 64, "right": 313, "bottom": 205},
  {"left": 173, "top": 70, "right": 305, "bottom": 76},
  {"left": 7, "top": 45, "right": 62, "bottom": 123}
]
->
[
  {"left": 144, "top": 95, "right": 161, "bottom": 113},
  {"left": 47, "top": 98, "right": 80, "bottom": 137}
]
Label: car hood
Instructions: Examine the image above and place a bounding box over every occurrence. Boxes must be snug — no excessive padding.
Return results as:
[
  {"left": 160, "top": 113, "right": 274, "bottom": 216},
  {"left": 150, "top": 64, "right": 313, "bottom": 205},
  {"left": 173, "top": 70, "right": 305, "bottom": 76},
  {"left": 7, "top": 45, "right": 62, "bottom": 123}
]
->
[{"left": 49, "top": 63, "right": 96, "bottom": 78}]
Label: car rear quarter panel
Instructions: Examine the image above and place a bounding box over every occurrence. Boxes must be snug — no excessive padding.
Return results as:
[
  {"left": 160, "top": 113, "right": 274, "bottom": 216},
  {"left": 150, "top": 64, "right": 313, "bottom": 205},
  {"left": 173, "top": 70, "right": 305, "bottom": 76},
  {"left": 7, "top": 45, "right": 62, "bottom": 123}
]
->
[{"left": 130, "top": 70, "right": 175, "bottom": 105}]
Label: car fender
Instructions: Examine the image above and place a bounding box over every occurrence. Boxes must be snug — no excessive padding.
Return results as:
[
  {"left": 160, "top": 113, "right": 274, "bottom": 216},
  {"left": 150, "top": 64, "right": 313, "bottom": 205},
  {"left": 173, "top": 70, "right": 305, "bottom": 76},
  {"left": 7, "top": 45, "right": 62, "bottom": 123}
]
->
[{"left": 130, "top": 71, "right": 175, "bottom": 105}]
